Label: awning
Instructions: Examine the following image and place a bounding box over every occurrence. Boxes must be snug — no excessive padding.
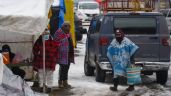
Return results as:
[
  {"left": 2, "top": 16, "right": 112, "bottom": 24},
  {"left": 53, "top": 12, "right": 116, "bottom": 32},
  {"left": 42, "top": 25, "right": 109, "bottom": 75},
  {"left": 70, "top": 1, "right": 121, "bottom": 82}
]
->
[
  {"left": 0, "top": 0, "right": 51, "bottom": 35},
  {"left": 0, "top": 0, "right": 51, "bottom": 61}
]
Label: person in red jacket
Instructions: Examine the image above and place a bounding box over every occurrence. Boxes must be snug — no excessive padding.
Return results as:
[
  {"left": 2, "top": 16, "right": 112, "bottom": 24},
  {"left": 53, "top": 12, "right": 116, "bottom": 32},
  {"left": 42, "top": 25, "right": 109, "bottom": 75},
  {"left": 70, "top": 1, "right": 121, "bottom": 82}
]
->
[{"left": 32, "top": 29, "right": 59, "bottom": 92}]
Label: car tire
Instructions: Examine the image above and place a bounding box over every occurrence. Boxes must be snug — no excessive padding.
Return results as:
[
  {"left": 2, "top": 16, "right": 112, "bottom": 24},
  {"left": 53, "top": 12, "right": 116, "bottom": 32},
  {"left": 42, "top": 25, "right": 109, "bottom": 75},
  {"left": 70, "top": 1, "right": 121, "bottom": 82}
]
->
[
  {"left": 95, "top": 64, "right": 106, "bottom": 82},
  {"left": 84, "top": 55, "right": 94, "bottom": 76},
  {"left": 156, "top": 70, "right": 168, "bottom": 85}
]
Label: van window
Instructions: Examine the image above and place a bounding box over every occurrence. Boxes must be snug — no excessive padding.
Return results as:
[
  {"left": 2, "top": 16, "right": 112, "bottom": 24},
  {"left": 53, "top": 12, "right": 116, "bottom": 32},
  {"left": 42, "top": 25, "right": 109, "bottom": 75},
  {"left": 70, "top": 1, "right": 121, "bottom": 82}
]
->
[
  {"left": 101, "top": 16, "right": 113, "bottom": 34},
  {"left": 114, "top": 18, "right": 157, "bottom": 34},
  {"left": 89, "top": 19, "right": 97, "bottom": 34},
  {"left": 160, "top": 9, "right": 171, "bottom": 17},
  {"left": 95, "top": 20, "right": 101, "bottom": 32},
  {"left": 79, "top": 3, "right": 99, "bottom": 9}
]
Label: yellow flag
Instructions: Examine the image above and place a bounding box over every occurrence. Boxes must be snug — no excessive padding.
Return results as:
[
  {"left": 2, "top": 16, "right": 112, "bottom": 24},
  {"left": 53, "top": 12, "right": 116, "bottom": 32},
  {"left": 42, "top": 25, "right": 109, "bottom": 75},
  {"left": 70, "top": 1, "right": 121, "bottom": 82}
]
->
[{"left": 48, "top": 7, "right": 52, "bottom": 19}]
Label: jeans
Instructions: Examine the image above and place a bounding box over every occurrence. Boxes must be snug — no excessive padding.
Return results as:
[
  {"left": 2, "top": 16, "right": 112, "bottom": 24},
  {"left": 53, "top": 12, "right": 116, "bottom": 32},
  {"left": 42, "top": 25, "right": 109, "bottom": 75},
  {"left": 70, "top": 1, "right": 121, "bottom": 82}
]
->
[{"left": 59, "top": 63, "right": 70, "bottom": 81}]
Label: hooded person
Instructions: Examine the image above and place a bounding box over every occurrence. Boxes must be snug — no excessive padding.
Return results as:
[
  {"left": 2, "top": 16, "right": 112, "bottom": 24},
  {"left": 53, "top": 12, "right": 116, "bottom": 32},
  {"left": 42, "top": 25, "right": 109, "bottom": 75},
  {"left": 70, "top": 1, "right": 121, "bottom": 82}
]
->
[
  {"left": 54, "top": 22, "right": 75, "bottom": 88},
  {"left": 1, "top": 44, "right": 25, "bottom": 79},
  {"left": 107, "top": 29, "right": 139, "bottom": 91},
  {"left": 2, "top": 44, "right": 15, "bottom": 63}
]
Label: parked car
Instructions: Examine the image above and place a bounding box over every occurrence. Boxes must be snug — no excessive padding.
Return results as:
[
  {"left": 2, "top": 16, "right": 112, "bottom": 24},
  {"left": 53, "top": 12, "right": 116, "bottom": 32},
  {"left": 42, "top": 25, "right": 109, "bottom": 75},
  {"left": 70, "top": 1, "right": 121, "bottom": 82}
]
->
[
  {"left": 76, "top": 1, "right": 100, "bottom": 22},
  {"left": 84, "top": 12, "right": 170, "bottom": 85}
]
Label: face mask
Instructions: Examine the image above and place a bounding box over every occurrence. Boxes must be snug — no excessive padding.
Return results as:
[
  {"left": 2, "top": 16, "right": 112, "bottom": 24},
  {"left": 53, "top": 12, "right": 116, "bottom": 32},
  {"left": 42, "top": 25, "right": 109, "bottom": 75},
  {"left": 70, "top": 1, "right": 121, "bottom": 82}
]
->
[
  {"left": 116, "top": 37, "right": 123, "bottom": 43},
  {"left": 43, "top": 34, "right": 49, "bottom": 40}
]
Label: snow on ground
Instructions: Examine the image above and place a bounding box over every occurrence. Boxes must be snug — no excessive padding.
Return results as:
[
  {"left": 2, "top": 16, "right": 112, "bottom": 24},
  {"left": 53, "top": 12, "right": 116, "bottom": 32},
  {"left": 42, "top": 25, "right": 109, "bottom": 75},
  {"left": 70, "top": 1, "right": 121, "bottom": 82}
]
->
[{"left": 49, "top": 34, "right": 171, "bottom": 96}]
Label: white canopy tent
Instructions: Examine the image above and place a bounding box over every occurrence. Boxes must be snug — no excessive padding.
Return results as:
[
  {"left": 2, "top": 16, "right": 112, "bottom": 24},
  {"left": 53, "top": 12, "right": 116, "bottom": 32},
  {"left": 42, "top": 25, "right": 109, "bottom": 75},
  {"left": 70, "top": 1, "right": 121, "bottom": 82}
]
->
[
  {"left": 0, "top": 0, "right": 52, "bottom": 94},
  {"left": 0, "top": 0, "right": 51, "bottom": 59},
  {"left": 0, "top": 0, "right": 50, "bottom": 34}
]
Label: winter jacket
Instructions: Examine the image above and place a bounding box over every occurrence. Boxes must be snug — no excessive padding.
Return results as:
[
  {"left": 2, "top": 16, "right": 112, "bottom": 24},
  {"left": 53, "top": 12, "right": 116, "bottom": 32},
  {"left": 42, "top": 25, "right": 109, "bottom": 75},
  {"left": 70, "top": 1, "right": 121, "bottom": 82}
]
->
[
  {"left": 54, "top": 28, "right": 74, "bottom": 64},
  {"left": 33, "top": 35, "right": 59, "bottom": 71}
]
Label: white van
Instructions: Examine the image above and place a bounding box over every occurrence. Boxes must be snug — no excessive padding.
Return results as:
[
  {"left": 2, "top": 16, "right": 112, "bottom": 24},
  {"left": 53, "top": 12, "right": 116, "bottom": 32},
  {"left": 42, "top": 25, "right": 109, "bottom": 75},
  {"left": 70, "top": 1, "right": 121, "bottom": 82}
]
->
[{"left": 76, "top": 1, "right": 100, "bottom": 22}]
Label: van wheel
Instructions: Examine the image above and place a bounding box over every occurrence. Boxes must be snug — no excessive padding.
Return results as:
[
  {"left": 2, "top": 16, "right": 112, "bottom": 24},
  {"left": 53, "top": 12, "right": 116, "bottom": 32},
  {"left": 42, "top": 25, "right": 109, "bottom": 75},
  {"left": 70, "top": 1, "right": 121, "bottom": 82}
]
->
[
  {"left": 156, "top": 70, "right": 168, "bottom": 85},
  {"left": 84, "top": 55, "right": 94, "bottom": 76},
  {"left": 95, "top": 64, "right": 106, "bottom": 82}
]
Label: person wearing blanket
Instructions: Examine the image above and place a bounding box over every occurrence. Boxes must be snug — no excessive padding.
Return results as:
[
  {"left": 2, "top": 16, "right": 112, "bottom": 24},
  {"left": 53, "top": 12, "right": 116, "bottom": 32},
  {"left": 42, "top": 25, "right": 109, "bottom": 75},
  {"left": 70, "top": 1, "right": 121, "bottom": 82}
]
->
[{"left": 107, "top": 29, "right": 139, "bottom": 91}]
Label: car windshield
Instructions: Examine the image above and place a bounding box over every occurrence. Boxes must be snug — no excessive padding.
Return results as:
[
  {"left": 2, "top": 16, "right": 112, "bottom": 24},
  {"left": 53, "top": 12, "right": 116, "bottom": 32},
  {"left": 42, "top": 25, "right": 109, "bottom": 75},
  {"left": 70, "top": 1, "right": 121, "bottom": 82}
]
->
[
  {"left": 114, "top": 18, "right": 157, "bottom": 34},
  {"left": 79, "top": 3, "right": 99, "bottom": 9}
]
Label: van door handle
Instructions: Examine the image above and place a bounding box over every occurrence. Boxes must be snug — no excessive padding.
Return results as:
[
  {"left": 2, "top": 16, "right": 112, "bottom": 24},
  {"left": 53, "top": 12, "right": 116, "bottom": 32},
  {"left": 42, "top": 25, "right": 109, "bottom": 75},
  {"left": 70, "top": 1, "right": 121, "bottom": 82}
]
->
[{"left": 149, "top": 37, "right": 158, "bottom": 39}]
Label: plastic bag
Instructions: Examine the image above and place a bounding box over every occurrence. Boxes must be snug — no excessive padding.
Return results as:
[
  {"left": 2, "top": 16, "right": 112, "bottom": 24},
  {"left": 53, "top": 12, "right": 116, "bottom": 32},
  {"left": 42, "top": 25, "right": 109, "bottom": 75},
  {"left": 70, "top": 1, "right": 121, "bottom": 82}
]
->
[
  {"left": 12, "top": 53, "right": 23, "bottom": 64},
  {"left": 126, "top": 65, "right": 142, "bottom": 85}
]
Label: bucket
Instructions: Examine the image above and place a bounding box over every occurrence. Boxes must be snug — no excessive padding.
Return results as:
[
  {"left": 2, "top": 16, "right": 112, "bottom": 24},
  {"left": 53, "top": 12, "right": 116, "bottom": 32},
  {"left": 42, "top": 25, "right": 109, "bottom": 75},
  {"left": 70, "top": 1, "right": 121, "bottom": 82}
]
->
[
  {"left": 126, "top": 66, "right": 142, "bottom": 85},
  {"left": 2, "top": 52, "right": 10, "bottom": 64}
]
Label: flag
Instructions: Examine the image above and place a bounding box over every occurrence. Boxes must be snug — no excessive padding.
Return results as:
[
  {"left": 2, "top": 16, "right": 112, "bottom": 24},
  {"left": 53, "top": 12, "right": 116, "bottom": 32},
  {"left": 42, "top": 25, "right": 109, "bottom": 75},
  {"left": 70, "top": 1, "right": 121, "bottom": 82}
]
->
[{"left": 58, "top": 0, "right": 66, "bottom": 28}]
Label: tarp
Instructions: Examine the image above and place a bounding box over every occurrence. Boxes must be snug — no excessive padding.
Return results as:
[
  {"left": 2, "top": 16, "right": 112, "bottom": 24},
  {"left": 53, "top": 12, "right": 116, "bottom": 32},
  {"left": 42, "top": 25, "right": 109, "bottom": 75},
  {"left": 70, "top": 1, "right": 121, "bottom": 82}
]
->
[
  {"left": 0, "top": 54, "right": 48, "bottom": 96},
  {"left": 0, "top": 31, "right": 34, "bottom": 59},
  {"left": 0, "top": 0, "right": 51, "bottom": 59},
  {"left": 0, "top": 0, "right": 51, "bottom": 35},
  {"left": 0, "top": 1, "right": 52, "bottom": 94}
]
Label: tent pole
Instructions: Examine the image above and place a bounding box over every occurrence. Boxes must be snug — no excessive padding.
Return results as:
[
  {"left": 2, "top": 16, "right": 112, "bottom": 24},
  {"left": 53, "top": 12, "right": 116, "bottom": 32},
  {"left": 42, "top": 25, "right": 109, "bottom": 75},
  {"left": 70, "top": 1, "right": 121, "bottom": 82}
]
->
[{"left": 42, "top": 35, "right": 46, "bottom": 93}]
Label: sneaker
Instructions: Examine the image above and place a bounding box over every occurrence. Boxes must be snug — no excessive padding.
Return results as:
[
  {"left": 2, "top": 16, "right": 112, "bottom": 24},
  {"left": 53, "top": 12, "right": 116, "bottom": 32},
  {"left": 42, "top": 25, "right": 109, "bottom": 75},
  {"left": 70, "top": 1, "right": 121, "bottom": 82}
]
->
[{"left": 110, "top": 86, "right": 118, "bottom": 91}]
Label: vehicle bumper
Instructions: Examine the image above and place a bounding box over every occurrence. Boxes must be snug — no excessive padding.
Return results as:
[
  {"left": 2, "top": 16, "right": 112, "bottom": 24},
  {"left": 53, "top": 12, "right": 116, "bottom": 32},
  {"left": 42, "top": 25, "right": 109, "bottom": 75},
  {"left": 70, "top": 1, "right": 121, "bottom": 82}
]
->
[
  {"left": 98, "top": 61, "right": 171, "bottom": 71},
  {"left": 98, "top": 62, "right": 112, "bottom": 71},
  {"left": 135, "top": 62, "right": 171, "bottom": 71}
]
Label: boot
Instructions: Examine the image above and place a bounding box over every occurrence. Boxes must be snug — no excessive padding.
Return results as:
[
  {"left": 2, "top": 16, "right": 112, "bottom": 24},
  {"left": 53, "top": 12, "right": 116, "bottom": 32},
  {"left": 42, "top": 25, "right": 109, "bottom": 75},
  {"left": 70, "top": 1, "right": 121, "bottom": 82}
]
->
[
  {"left": 39, "top": 85, "right": 51, "bottom": 93},
  {"left": 31, "top": 81, "right": 41, "bottom": 92},
  {"left": 58, "top": 80, "right": 64, "bottom": 88},
  {"left": 31, "top": 81, "right": 39, "bottom": 88},
  {"left": 126, "top": 85, "right": 135, "bottom": 91},
  {"left": 110, "top": 78, "right": 118, "bottom": 91},
  {"left": 110, "top": 86, "right": 118, "bottom": 91},
  {"left": 63, "top": 80, "right": 72, "bottom": 88}
]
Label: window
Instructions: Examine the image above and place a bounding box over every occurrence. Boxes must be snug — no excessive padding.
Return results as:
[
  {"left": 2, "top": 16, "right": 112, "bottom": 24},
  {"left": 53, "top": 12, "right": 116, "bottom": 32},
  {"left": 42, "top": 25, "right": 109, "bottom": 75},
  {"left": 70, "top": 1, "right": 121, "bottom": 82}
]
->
[
  {"left": 160, "top": 9, "right": 171, "bottom": 17},
  {"left": 89, "top": 19, "right": 97, "bottom": 34},
  {"left": 79, "top": 3, "right": 99, "bottom": 9},
  {"left": 95, "top": 20, "right": 101, "bottom": 32},
  {"left": 114, "top": 18, "right": 157, "bottom": 34},
  {"left": 101, "top": 16, "right": 113, "bottom": 34}
]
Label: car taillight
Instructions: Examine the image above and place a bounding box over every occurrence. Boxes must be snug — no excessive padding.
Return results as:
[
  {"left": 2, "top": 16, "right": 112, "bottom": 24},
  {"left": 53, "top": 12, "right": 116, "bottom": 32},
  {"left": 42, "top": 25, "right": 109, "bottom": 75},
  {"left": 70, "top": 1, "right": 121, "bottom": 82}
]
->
[
  {"left": 162, "top": 38, "right": 170, "bottom": 46},
  {"left": 99, "top": 37, "right": 109, "bottom": 46}
]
